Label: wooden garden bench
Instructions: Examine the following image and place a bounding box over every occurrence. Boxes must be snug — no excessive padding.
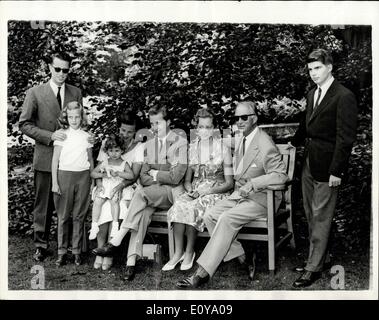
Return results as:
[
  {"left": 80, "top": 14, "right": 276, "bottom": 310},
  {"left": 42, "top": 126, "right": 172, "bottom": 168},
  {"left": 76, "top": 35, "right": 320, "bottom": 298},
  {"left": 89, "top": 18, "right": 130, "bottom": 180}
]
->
[{"left": 147, "top": 142, "right": 296, "bottom": 274}]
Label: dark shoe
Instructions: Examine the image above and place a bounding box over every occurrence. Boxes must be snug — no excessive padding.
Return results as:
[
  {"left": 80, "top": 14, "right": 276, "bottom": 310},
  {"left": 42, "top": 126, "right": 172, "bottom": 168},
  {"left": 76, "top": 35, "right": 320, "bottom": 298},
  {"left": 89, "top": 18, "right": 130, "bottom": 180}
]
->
[
  {"left": 33, "top": 248, "right": 46, "bottom": 262},
  {"left": 293, "top": 271, "right": 321, "bottom": 288},
  {"left": 122, "top": 266, "right": 136, "bottom": 281},
  {"left": 240, "top": 253, "right": 256, "bottom": 280},
  {"left": 74, "top": 254, "right": 81, "bottom": 266},
  {"left": 55, "top": 254, "right": 67, "bottom": 267},
  {"left": 92, "top": 243, "right": 117, "bottom": 257},
  {"left": 176, "top": 274, "right": 210, "bottom": 289}
]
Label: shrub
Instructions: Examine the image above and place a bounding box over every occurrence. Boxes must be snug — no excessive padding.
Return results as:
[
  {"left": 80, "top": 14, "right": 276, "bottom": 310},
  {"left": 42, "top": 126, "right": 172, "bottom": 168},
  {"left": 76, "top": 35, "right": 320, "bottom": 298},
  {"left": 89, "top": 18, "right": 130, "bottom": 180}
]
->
[{"left": 7, "top": 22, "right": 372, "bottom": 251}]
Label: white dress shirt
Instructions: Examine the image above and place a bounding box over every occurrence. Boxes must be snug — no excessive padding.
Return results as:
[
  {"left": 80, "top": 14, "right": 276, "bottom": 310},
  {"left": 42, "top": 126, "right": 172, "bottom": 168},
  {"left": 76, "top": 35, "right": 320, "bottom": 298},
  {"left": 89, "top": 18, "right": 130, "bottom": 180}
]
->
[
  {"left": 50, "top": 80, "right": 65, "bottom": 108},
  {"left": 313, "top": 76, "right": 334, "bottom": 108}
]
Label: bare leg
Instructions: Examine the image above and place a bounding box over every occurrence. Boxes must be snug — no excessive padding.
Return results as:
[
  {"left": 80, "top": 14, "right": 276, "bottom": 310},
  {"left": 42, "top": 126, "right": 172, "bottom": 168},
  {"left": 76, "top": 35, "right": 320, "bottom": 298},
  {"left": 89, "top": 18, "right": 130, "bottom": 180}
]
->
[
  {"left": 89, "top": 197, "right": 107, "bottom": 240},
  {"left": 92, "top": 197, "right": 107, "bottom": 223},
  {"left": 183, "top": 225, "right": 197, "bottom": 265},
  {"left": 166, "top": 223, "right": 185, "bottom": 264},
  {"left": 109, "top": 200, "right": 120, "bottom": 237}
]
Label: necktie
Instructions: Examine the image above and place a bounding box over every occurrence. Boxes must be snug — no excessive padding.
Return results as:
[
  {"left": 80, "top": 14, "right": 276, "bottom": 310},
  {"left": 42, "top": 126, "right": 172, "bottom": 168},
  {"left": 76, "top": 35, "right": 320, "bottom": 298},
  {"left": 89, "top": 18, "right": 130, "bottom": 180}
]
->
[
  {"left": 57, "top": 86, "right": 62, "bottom": 108},
  {"left": 314, "top": 87, "right": 322, "bottom": 110}
]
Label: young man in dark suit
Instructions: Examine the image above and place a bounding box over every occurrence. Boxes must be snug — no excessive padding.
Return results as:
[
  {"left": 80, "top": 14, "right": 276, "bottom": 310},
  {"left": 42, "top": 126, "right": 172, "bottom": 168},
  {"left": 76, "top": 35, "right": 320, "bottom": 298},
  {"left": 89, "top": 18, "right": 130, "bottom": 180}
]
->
[
  {"left": 19, "top": 52, "right": 83, "bottom": 261},
  {"left": 291, "top": 49, "right": 358, "bottom": 287}
]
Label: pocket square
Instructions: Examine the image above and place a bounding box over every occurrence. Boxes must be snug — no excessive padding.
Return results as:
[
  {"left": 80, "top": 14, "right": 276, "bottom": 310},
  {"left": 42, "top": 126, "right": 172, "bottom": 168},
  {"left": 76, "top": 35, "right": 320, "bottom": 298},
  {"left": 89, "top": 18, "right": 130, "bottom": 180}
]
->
[{"left": 251, "top": 163, "right": 258, "bottom": 168}]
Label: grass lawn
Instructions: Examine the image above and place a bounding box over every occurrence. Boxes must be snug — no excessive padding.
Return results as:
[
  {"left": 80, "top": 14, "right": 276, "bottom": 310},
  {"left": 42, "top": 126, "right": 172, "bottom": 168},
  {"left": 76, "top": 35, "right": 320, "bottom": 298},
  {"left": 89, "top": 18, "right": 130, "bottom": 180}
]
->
[{"left": 8, "top": 229, "right": 370, "bottom": 291}]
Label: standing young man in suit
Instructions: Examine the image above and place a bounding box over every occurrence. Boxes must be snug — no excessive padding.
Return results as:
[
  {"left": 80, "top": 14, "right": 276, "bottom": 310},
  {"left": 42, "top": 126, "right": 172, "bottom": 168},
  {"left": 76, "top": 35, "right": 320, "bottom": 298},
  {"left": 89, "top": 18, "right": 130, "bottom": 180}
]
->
[
  {"left": 176, "top": 101, "right": 289, "bottom": 289},
  {"left": 291, "top": 49, "right": 358, "bottom": 288},
  {"left": 19, "top": 52, "right": 83, "bottom": 262},
  {"left": 93, "top": 105, "right": 188, "bottom": 281}
]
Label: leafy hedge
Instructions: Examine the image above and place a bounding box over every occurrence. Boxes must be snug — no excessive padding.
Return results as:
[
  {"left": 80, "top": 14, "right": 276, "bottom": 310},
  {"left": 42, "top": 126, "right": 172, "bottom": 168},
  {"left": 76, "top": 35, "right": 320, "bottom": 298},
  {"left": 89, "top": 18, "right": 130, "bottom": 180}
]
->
[{"left": 7, "top": 22, "right": 372, "bottom": 250}]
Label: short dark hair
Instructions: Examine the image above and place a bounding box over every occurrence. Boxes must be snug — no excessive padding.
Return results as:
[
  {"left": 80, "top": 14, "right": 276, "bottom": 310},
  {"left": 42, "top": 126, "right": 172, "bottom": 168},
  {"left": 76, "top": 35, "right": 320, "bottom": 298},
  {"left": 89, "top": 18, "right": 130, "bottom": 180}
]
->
[
  {"left": 104, "top": 133, "right": 125, "bottom": 152},
  {"left": 195, "top": 108, "right": 215, "bottom": 125},
  {"left": 148, "top": 105, "right": 168, "bottom": 121},
  {"left": 117, "top": 109, "right": 143, "bottom": 131},
  {"left": 50, "top": 52, "right": 72, "bottom": 66},
  {"left": 307, "top": 49, "right": 333, "bottom": 65},
  {"left": 57, "top": 101, "right": 87, "bottom": 129}
]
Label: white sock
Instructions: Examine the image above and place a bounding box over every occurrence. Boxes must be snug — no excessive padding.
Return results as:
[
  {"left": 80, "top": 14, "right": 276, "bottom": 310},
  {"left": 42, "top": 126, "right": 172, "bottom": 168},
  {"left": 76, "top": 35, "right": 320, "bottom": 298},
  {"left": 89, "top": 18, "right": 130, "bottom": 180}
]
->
[
  {"left": 126, "top": 254, "right": 136, "bottom": 266},
  {"left": 110, "top": 228, "right": 128, "bottom": 246},
  {"left": 112, "top": 221, "right": 119, "bottom": 229}
]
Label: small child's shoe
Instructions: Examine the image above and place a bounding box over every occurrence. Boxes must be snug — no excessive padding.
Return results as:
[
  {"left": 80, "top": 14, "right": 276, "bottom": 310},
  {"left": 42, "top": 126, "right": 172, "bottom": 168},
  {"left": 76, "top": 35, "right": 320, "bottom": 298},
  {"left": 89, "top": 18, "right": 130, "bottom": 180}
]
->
[
  {"left": 93, "top": 256, "right": 103, "bottom": 269},
  {"left": 89, "top": 223, "right": 100, "bottom": 240},
  {"left": 110, "top": 222, "right": 119, "bottom": 238}
]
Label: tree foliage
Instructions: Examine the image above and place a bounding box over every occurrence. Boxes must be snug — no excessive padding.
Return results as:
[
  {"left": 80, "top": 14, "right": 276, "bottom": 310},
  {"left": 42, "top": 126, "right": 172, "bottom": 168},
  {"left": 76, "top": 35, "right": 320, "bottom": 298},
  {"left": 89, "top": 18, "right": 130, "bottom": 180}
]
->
[{"left": 7, "top": 21, "right": 372, "bottom": 250}]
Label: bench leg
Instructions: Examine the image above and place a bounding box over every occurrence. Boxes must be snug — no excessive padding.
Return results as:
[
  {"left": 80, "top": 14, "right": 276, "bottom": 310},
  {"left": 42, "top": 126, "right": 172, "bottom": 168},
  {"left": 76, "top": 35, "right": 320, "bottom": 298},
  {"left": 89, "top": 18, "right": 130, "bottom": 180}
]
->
[{"left": 267, "top": 190, "right": 276, "bottom": 274}]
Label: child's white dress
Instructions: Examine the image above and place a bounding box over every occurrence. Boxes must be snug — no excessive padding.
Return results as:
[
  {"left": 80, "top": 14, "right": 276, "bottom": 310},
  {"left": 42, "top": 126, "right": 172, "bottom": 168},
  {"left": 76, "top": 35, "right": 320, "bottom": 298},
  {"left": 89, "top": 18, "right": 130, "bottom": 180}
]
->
[
  {"left": 93, "top": 140, "right": 144, "bottom": 223},
  {"left": 96, "top": 160, "right": 128, "bottom": 201}
]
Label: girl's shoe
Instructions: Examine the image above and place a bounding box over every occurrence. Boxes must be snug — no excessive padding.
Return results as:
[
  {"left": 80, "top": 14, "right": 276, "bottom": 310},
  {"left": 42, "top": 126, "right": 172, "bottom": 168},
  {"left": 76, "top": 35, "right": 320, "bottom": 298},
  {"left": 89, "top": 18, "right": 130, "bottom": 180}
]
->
[
  {"left": 180, "top": 252, "right": 196, "bottom": 271},
  {"left": 102, "top": 257, "right": 113, "bottom": 271},
  {"left": 162, "top": 254, "right": 185, "bottom": 271},
  {"left": 89, "top": 224, "right": 100, "bottom": 240},
  {"left": 93, "top": 255, "right": 103, "bottom": 269}
]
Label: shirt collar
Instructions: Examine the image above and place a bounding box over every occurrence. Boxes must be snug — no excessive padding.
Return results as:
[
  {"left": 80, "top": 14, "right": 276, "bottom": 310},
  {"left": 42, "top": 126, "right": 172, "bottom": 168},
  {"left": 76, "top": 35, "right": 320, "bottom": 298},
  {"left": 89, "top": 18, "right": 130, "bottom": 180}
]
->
[
  {"left": 318, "top": 76, "right": 334, "bottom": 93},
  {"left": 239, "top": 126, "right": 258, "bottom": 151},
  {"left": 49, "top": 80, "right": 65, "bottom": 94}
]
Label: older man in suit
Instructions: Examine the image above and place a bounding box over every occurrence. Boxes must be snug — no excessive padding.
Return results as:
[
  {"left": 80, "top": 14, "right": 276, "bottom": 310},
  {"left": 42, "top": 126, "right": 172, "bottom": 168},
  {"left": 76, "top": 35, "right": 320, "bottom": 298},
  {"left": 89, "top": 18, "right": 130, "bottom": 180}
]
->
[
  {"left": 176, "top": 101, "right": 289, "bottom": 289},
  {"left": 291, "top": 49, "right": 357, "bottom": 288},
  {"left": 19, "top": 52, "right": 82, "bottom": 261},
  {"left": 93, "top": 105, "right": 188, "bottom": 281}
]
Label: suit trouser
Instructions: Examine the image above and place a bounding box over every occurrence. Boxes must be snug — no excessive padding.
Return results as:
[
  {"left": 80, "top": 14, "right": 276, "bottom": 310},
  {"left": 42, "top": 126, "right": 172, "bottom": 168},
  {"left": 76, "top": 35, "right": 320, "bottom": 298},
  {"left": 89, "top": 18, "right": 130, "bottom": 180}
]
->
[
  {"left": 54, "top": 170, "right": 90, "bottom": 254},
  {"left": 302, "top": 158, "right": 338, "bottom": 272},
  {"left": 197, "top": 198, "right": 267, "bottom": 277},
  {"left": 33, "top": 170, "right": 55, "bottom": 249},
  {"left": 120, "top": 185, "right": 173, "bottom": 259}
]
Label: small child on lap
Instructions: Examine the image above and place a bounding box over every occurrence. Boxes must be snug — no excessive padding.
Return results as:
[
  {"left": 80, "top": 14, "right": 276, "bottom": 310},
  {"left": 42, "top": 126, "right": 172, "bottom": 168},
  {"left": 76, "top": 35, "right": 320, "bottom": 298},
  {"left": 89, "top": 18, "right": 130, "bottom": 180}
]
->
[{"left": 89, "top": 134, "right": 134, "bottom": 240}]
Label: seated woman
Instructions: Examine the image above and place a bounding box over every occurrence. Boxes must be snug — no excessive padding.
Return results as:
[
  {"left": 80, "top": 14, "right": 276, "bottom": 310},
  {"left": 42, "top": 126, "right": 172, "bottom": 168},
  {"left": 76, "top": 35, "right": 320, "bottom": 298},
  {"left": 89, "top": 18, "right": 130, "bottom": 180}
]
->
[
  {"left": 92, "top": 109, "right": 145, "bottom": 270},
  {"left": 163, "top": 108, "right": 234, "bottom": 271}
]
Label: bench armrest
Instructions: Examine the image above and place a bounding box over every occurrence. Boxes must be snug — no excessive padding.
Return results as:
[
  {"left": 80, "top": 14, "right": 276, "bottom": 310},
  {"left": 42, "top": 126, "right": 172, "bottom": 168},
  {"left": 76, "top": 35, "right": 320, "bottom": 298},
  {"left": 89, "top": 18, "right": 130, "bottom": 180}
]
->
[{"left": 266, "top": 180, "right": 293, "bottom": 191}]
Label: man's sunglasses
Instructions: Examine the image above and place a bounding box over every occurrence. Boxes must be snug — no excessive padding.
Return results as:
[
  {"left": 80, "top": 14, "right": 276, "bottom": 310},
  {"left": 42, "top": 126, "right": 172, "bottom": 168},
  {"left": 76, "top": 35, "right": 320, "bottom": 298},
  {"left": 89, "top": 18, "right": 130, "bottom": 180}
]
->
[
  {"left": 51, "top": 66, "right": 69, "bottom": 74},
  {"left": 231, "top": 113, "right": 256, "bottom": 122}
]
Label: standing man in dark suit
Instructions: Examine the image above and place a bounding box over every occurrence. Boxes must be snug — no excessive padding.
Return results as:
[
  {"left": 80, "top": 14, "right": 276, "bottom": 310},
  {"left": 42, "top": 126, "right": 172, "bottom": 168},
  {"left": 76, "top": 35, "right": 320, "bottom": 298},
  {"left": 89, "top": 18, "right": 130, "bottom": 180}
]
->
[
  {"left": 291, "top": 49, "right": 358, "bottom": 287},
  {"left": 19, "top": 52, "right": 83, "bottom": 262}
]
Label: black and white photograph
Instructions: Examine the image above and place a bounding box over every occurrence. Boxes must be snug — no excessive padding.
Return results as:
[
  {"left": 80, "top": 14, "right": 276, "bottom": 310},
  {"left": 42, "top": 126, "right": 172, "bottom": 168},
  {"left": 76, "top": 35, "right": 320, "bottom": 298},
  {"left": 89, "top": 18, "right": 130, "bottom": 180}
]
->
[{"left": 0, "top": 1, "right": 377, "bottom": 300}]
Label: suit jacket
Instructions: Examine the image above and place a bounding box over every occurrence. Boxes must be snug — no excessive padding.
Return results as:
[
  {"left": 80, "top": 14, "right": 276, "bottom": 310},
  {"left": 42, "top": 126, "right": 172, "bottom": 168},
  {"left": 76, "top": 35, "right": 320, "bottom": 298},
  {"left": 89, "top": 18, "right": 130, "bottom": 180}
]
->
[
  {"left": 230, "top": 127, "right": 289, "bottom": 209},
  {"left": 139, "top": 130, "right": 188, "bottom": 203},
  {"left": 292, "top": 80, "right": 358, "bottom": 181},
  {"left": 19, "top": 82, "right": 82, "bottom": 172}
]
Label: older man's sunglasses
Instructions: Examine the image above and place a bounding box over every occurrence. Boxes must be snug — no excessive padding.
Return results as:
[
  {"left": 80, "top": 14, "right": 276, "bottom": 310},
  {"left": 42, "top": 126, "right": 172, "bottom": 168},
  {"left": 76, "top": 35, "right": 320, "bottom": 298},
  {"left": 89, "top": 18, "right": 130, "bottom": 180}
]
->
[
  {"left": 52, "top": 66, "right": 69, "bottom": 74},
  {"left": 231, "top": 113, "right": 256, "bottom": 122}
]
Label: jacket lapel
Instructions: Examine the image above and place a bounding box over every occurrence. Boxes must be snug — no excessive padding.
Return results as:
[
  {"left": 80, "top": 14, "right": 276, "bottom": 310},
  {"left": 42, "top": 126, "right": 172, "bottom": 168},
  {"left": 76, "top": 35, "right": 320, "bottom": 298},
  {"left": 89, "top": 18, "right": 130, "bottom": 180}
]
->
[
  {"left": 234, "top": 129, "right": 260, "bottom": 180},
  {"left": 306, "top": 88, "right": 316, "bottom": 125},
  {"left": 43, "top": 83, "right": 61, "bottom": 119},
  {"left": 308, "top": 80, "right": 338, "bottom": 124}
]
